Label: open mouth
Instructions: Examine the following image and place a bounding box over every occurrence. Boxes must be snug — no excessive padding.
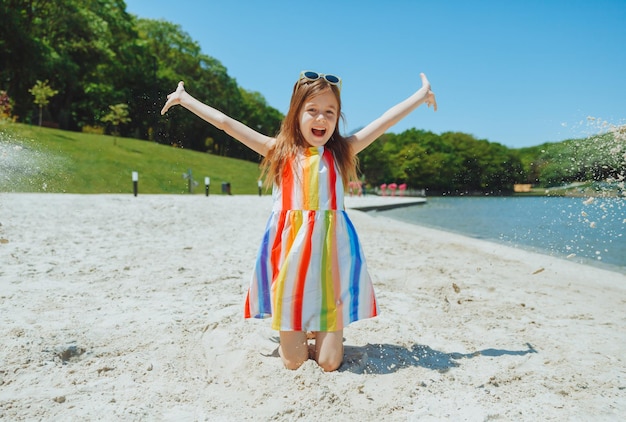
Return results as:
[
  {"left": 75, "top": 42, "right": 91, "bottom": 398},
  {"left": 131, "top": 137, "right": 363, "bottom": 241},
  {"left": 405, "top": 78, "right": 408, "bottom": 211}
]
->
[{"left": 312, "top": 128, "right": 326, "bottom": 137}]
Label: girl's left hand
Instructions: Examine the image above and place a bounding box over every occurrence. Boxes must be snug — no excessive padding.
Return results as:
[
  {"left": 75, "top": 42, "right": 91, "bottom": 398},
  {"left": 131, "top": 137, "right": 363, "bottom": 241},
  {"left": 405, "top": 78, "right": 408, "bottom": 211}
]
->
[{"left": 420, "top": 73, "right": 437, "bottom": 111}]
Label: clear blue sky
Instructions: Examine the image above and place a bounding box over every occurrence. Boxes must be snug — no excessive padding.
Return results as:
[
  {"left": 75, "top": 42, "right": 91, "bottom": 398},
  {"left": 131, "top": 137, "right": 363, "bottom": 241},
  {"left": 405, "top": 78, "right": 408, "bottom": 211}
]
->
[{"left": 125, "top": 0, "right": 625, "bottom": 148}]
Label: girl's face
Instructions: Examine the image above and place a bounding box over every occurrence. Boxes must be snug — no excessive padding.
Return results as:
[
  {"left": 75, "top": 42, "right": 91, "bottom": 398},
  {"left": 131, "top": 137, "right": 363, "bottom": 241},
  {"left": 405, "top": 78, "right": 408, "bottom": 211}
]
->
[{"left": 299, "top": 89, "right": 339, "bottom": 147}]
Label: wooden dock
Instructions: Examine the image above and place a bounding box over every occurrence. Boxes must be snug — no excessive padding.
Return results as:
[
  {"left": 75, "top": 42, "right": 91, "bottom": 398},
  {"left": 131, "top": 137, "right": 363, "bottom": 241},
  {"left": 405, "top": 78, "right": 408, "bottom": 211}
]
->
[{"left": 344, "top": 196, "right": 427, "bottom": 212}]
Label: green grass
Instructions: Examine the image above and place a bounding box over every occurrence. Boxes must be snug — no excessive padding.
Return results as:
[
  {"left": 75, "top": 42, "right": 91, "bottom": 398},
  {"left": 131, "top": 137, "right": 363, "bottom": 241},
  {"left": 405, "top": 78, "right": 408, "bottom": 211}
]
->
[{"left": 0, "top": 122, "right": 263, "bottom": 194}]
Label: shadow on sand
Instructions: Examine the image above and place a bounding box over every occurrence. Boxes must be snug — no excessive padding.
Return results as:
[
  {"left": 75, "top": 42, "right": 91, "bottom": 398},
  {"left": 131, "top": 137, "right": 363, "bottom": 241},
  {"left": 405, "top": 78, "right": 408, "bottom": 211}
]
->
[{"left": 340, "top": 342, "right": 537, "bottom": 374}]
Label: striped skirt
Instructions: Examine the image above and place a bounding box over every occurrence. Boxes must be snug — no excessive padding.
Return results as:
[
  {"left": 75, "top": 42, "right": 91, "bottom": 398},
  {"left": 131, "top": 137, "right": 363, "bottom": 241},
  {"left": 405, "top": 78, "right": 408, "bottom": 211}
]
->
[{"left": 244, "top": 209, "right": 378, "bottom": 332}]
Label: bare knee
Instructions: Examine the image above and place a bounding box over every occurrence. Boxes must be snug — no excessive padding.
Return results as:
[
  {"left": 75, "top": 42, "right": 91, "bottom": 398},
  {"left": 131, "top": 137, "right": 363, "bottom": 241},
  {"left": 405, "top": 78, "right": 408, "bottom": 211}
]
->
[
  {"left": 280, "top": 352, "right": 307, "bottom": 370},
  {"left": 279, "top": 345, "right": 308, "bottom": 370},
  {"left": 317, "top": 354, "right": 343, "bottom": 372},
  {"left": 314, "top": 330, "right": 344, "bottom": 372}
]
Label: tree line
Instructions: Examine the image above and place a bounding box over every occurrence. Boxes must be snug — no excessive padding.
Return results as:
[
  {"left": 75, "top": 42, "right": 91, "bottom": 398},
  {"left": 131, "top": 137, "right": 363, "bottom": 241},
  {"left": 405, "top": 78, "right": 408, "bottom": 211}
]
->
[
  {"left": 2, "top": 0, "right": 623, "bottom": 194},
  {"left": 1, "top": 0, "right": 283, "bottom": 163}
]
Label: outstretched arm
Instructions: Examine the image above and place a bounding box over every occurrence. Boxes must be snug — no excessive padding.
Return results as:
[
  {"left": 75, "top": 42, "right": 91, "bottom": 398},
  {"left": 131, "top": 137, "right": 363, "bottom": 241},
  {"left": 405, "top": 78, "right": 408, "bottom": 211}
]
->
[
  {"left": 161, "top": 81, "right": 275, "bottom": 156},
  {"left": 347, "top": 73, "right": 437, "bottom": 155}
]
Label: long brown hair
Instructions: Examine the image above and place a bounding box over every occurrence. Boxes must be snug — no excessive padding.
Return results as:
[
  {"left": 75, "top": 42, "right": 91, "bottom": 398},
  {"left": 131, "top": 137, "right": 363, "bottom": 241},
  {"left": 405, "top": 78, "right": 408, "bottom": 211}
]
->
[{"left": 260, "top": 78, "right": 358, "bottom": 188}]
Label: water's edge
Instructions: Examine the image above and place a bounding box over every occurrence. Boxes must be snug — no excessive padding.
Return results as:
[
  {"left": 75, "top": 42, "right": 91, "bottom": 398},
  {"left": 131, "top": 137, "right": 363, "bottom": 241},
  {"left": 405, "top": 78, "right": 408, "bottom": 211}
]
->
[{"left": 371, "top": 197, "right": 626, "bottom": 275}]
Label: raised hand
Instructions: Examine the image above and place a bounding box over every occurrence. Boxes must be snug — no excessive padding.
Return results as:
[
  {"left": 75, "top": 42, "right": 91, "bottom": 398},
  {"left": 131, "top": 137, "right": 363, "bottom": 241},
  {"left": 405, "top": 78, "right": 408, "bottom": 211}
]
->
[
  {"left": 160, "top": 81, "right": 186, "bottom": 115},
  {"left": 420, "top": 73, "right": 437, "bottom": 112}
]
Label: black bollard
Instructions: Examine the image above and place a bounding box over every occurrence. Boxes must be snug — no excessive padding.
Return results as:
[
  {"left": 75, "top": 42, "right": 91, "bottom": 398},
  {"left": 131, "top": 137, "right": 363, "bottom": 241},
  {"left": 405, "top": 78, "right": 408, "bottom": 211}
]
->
[
  {"left": 132, "top": 171, "right": 138, "bottom": 197},
  {"left": 205, "top": 177, "right": 210, "bottom": 197},
  {"left": 222, "top": 182, "right": 232, "bottom": 195}
]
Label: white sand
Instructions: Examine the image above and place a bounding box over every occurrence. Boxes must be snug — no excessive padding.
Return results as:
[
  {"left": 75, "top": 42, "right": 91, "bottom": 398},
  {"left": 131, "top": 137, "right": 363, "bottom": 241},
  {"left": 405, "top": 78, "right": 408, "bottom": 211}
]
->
[{"left": 0, "top": 193, "right": 624, "bottom": 421}]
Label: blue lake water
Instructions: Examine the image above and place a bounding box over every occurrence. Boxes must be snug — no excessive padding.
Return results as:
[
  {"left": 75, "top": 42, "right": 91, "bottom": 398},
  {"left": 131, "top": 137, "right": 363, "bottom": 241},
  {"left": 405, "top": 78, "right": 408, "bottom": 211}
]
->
[{"left": 377, "top": 196, "right": 626, "bottom": 274}]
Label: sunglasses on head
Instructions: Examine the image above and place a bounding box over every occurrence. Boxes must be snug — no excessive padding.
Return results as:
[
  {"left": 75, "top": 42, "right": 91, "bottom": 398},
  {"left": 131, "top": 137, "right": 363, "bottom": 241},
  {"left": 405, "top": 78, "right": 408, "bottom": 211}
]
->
[{"left": 299, "top": 71, "right": 342, "bottom": 91}]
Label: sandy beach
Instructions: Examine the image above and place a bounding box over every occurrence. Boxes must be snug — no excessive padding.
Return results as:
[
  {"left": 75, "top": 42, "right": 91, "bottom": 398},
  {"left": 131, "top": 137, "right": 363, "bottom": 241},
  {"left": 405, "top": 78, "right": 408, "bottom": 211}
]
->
[{"left": 1, "top": 193, "right": 624, "bottom": 421}]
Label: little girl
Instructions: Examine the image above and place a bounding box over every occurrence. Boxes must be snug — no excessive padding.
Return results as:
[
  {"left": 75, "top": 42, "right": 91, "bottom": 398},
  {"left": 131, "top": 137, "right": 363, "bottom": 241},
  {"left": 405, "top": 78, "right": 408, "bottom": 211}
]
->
[{"left": 161, "top": 71, "right": 437, "bottom": 372}]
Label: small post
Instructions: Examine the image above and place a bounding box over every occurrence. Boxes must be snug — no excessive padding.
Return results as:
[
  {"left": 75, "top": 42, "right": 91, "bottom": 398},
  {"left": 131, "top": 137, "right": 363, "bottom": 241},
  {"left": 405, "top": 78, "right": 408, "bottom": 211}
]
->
[
  {"left": 187, "top": 168, "right": 193, "bottom": 194},
  {"left": 132, "top": 171, "right": 138, "bottom": 197},
  {"left": 205, "top": 177, "right": 210, "bottom": 197},
  {"left": 258, "top": 179, "right": 262, "bottom": 196}
]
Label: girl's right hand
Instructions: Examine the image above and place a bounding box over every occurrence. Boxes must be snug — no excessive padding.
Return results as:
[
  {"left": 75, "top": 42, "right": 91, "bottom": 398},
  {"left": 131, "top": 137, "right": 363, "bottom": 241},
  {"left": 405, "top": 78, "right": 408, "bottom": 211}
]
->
[
  {"left": 161, "top": 81, "right": 186, "bottom": 115},
  {"left": 420, "top": 73, "right": 437, "bottom": 111}
]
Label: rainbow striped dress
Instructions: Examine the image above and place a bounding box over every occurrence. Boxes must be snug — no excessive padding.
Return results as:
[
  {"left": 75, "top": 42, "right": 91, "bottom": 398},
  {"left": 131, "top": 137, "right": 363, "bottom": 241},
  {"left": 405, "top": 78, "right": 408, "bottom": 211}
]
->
[{"left": 244, "top": 146, "right": 378, "bottom": 332}]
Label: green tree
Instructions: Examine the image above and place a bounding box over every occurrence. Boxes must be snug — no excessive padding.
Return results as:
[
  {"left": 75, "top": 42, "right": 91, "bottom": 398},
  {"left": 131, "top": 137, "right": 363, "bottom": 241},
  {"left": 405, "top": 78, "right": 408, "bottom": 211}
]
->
[
  {"left": 136, "top": 18, "right": 282, "bottom": 158},
  {"left": 393, "top": 130, "right": 457, "bottom": 191},
  {"left": 235, "top": 88, "right": 283, "bottom": 161},
  {"left": 6, "top": 0, "right": 148, "bottom": 131},
  {"left": 358, "top": 129, "right": 525, "bottom": 194},
  {"left": 1, "top": 3, "right": 283, "bottom": 160},
  {"left": 0, "top": 0, "right": 48, "bottom": 121},
  {"left": 29, "top": 80, "right": 58, "bottom": 126},
  {"left": 102, "top": 103, "right": 131, "bottom": 143},
  {"left": 357, "top": 133, "right": 396, "bottom": 187}
]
